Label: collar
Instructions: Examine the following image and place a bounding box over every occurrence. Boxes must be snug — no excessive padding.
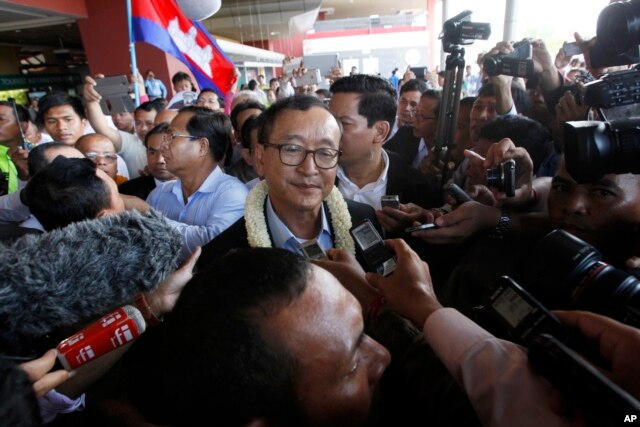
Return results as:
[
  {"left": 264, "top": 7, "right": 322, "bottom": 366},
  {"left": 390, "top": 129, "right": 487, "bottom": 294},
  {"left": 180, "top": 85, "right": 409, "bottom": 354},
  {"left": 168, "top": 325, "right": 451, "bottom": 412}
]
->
[
  {"left": 166, "top": 165, "right": 221, "bottom": 199},
  {"left": 266, "top": 196, "right": 331, "bottom": 249},
  {"left": 336, "top": 149, "right": 389, "bottom": 190}
]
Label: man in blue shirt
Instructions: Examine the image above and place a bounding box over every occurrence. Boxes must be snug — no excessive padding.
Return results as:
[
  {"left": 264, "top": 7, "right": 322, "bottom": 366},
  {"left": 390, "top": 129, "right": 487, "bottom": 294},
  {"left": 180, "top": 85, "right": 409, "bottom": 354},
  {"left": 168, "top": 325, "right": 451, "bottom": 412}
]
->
[
  {"left": 147, "top": 106, "right": 248, "bottom": 258},
  {"left": 144, "top": 70, "right": 168, "bottom": 101}
]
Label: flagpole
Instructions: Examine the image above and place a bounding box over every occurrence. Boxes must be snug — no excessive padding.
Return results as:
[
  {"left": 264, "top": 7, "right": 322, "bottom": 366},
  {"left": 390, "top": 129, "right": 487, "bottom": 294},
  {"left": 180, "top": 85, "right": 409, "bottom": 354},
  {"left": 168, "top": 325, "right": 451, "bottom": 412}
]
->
[{"left": 126, "top": 0, "right": 140, "bottom": 106}]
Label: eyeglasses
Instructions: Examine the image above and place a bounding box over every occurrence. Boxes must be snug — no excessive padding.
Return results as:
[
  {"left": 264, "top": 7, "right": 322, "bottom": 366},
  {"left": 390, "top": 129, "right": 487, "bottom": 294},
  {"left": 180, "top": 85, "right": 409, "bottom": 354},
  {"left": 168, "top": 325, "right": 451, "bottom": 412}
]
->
[
  {"left": 263, "top": 143, "right": 341, "bottom": 169},
  {"left": 85, "top": 151, "right": 118, "bottom": 163},
  {"left": 162, "top": 131, "right": 201, "bottom": 145}
]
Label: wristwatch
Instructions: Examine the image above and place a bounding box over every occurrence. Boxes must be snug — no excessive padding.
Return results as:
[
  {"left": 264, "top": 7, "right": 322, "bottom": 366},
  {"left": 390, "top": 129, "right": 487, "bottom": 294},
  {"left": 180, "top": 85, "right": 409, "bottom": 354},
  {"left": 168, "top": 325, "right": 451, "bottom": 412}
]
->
[{"left": 488, "top": 208, "right": 511, "bottom": 239}]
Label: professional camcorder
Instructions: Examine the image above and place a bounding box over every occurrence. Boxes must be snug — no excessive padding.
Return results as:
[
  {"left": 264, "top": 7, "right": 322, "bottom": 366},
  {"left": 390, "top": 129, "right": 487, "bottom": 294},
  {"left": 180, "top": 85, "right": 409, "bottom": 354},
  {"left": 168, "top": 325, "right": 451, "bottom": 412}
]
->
[
  {"left": 483, "top": 40, "right": 534, "bottom": 79},
  {"left": 564, "top": 119, "right": 640, "bottom": 183},
  {"left": 583, "top": 66, "right": 640, "bottom": 109},
  {"left": 590, "top": 0, "right": 640, "bottom": 68},
  {"left": 486, "top": 159, "right": 515, "bottom": 197},
  {"left": 440, "top": 10, "right": 490, "bottom": 52}
]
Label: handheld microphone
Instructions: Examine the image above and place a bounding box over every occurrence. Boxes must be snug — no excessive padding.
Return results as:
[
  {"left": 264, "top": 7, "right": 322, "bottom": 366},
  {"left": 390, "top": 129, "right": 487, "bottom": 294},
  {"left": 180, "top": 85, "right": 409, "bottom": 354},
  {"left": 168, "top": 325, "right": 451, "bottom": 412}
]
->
[{"left": 56, "top": 305, "right": 146, "bottom": 370}]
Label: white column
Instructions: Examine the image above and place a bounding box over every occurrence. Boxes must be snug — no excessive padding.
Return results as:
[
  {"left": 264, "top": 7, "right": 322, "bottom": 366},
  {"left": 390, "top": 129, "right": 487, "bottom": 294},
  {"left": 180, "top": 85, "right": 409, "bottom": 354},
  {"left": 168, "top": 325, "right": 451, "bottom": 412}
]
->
[{"left": 503, "top": 0, "right": 519, "bottom": 42}]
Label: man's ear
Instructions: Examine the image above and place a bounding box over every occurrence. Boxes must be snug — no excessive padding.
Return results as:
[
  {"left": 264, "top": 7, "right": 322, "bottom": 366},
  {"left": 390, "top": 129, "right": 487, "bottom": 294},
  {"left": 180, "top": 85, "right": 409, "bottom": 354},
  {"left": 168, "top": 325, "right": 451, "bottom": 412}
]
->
[
  {"left": 373, "top": 120, "right": 390, "bottom": 145},
  {"left": 199, "top": 137, "right": 210, "bottom": 157},
  {"left": 254, "top": 143, "right": 266, "bottom": 176}
]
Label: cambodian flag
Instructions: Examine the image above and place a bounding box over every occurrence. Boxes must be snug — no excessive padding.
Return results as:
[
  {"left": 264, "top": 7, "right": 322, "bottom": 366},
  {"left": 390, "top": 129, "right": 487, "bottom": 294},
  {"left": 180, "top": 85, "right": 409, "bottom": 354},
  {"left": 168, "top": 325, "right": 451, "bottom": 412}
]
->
[{"left": 131, "top": 0, "right": 235, "bottom": 96}]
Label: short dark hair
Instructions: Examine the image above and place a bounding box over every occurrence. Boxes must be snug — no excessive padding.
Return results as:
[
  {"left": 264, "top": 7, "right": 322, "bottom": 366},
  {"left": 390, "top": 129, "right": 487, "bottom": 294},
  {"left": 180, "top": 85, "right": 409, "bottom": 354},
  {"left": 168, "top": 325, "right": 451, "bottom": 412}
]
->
[
  {"left": 240, "top": 115, "right": 261, "bottom": 150},
  {"left": 258, "top": 95, "right": 334, "bottom": 146},
  {"left": 178, "top": 106, "right": 232, "bottom": 162},
  {"left": 24, "top": 157, "right": 111, "bottom": 231},
  {"left": 26, "top": 142, "right": 69, "bottom": 177},
  {"left": 230, "top": 101, "right": 266, "bottom": 132},
  {"left": 330, "top": 74, "right": 397, "bottom": 128},
  {"left": 136, "top": 100, "right": 163, "bottom": 115},
  {"left": 172, "top": 71, "right": 197, "bottom": 91},
  {"left": 36, "top": 93, "right": 85, "bottom": 126},
  {"left": 399, "top": 78, "right": 428, "bottom": 95},
  {"left": 128, "top": 248, "right": 310, "bottom": 426},
  {"left": 0, "top": 101, "right": 29, "bottom": 123},
  {"left": 459, "top": 96, "right": 477, "bottom": 109},
  {"left": 314, "top": 88, "right": 331, "bottom": 98},
  {"left": 478, "top": 115, "right": 554, "bottom": 173},
  {"left": 248, "top": 79, "right": 258, "bottom": 91},
  {"left": 144, "top": 122, "right": 169, "bottom": 148},
  {"left": 477, "top": 82, "right": 530, "bottom": 115}
]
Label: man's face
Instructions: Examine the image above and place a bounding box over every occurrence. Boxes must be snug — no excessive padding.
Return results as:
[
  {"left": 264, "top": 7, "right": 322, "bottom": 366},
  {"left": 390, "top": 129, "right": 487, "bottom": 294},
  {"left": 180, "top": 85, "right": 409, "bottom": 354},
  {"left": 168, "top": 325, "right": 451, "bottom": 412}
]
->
[
  {"left": 95, "top": 168, "right": 126, "bottom": 215},
  {"left": 412, "top": 96, "right": 438, "bottom": 141},
  {"left": 548, "top": 160, "right": 640, "bottom": 251},
  {"left": 43, "top": 105, "right": 87, "bottom": 146},
  {"left": 469, "top": 95, "right": 497, "bottom": 143},
  {"left": 196, "top": 92, "right": 220, "bottom": 111},
  {"left": 162, "top": 112, "right": 205, "bottom": 175},
  {"left": 134, "top": 109, "right": 157, "bottom": 142},
  {"left": 236, "top": 108, "right": 262, "bottom": 140},
  {"left": 147, "top": 133, "right": 175, "bottom": 181},
  {"left": 397, "top": 90, "right": 421, "bottom": 127},
  {"left": 77, "top": 135, "right": 119, "bottom": 180},
  {"left": 264, "top": 266, "right": 391, "bottom": 426},
  {"left": 330, "top": 92, "right": 382, "bottom": 167},
  {"left": 0, "top": 105, "right": 21, "bottom": 147},
  {"left": 174, "top": 79, "right": 192, "bottom": 93},
  {"left": 254, "top": 106, "right": 341, "bottom": 217},
  {"left": 455, "top": 104, "right": 473, "bottom": 152},
  {"left": 113, "top": 112, "right": 134, "bottom": 133}
]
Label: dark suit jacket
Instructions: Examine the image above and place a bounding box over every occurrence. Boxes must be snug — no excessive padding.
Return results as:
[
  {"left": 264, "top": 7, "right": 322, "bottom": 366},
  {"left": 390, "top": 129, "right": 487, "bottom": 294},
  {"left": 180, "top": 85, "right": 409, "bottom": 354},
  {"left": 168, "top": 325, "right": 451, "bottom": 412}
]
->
[
  {"left": 197, "top": 199, "right": 381, "bottom": 271},
  {"left": 118, "top": 175, "right": 157, "bottom": 200},
  {"left": 384, "top": 125, "right": 421, "bottom": 166},
  {"left": 384, "top": 150, "right": 442, "bottom": 208}
]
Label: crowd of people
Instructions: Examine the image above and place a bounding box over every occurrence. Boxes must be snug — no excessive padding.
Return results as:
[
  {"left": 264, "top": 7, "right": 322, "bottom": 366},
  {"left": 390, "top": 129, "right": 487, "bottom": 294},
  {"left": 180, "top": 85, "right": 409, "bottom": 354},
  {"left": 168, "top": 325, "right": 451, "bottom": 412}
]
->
[{"left": 1, "top": 29, "right": 639, "bottom": 427}]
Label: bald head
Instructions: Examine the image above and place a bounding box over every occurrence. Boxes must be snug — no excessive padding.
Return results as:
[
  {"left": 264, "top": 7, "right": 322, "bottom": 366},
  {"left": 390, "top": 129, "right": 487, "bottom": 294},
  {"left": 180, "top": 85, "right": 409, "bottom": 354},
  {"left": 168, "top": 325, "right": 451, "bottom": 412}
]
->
[
  {"left": 154, "top": 109, "right": 179, "bottom": 126},
  {"left": 27, "top": 142, "right": 85, "bottom": 177},
  {"left": 75, "top": 133, "right": 119, "bottom": 180}
]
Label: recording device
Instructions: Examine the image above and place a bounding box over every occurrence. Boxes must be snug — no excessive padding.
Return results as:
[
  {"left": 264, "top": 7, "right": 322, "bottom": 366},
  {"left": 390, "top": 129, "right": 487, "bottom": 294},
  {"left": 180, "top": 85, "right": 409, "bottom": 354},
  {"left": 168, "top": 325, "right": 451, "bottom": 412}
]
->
[
  {"left": 582, "top": 66, "right": 640, "bottom": 110},
  {"left": 562, "top": 41, "right": 582, "bottom": 57},
  {"left": 10, "top": 101, "right": 32, "bottom": 151},
  {"left": 56, "top": 305, "right": 146, "bottom": 370},
  {"left": 483, "top": 40, "right": 534, "bottom": 79},
  {"left": 350, "top": 220, "right": 396, "bottom": 276},
  {"left": 531, "top": 229, "right": 640, "bottom": 327},
  {"left": 299, "top": 238, "right": 329, "bottom": 261},
  {"left": 486, "top": 159, "right": 515, "bottom": 197},
  {"left": 486, "top": 276, "right": 640, "bottom": 423},
  {"left": 380, "top": 195, "right": 400, "bottom": 209},
  {"left": 439, "top": 10, "right": 491, "bottom": 51},
  {"left": 564, "top": 118, "right": 640, "bottom": 183},
  {"left": 405, "top": 223, "right": 438, "bottom": 233},
  {"left": 589, "top": 0, "right": 640, "bottom": 68},
  {"left": 303, "top": 54, "right": 339, "bottom": 78},
  {"left": 443, "top": 183, "right": 473, "bottom": 204},
  {"left": 296, "top": 69, "right": 322, "bottom": 87},
  {"left": 95, "top": 75, "right": 135, "bottom": 115}
]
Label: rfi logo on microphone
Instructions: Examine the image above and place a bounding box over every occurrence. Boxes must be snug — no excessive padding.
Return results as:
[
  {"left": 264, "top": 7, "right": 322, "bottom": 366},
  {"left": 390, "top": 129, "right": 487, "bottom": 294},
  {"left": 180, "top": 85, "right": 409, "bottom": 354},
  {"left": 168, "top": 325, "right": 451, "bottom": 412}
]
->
[
  {"left": 110, "top": 324, "right": 134, "bottom": 347},
  {"left": 76, "top": 345, "right": 95, "bottom": 364}
]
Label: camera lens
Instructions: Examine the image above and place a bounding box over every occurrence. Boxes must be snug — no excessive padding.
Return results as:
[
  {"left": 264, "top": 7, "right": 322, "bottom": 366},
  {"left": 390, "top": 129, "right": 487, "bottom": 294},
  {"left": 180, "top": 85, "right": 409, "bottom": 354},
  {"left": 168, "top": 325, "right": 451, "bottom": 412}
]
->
[
  {"left": 537, "top": 230, "right": 640, "bottom": 327},
  {"left": 597, "top": 0, "right": 640, "bottom": 55},
  {"left": 486, "top": 163, "right": 504, "bottom": 190}
]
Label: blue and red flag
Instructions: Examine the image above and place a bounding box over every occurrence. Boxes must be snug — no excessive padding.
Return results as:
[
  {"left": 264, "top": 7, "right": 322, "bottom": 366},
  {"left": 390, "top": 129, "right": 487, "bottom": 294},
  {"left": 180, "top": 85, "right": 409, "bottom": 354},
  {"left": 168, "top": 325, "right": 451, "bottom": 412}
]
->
[{"left": 131, "top": 0, "right": 235, "bottom": 96}]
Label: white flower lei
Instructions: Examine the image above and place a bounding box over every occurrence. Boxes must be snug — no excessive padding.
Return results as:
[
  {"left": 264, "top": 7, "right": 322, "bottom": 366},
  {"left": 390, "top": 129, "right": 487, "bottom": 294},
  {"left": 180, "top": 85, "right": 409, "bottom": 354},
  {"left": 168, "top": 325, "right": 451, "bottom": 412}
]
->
[{"left": 244, "top": 180, "right": 355, "bottom": 254}]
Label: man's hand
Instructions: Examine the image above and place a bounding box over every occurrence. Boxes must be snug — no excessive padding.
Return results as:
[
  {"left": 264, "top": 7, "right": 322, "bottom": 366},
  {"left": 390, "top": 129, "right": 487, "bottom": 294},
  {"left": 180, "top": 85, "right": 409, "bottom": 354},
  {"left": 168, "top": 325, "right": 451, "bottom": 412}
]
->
[
  {"left": 410, "top": 201, "right": 501, "bottom": 245},
  {"left": 554, "top": 310, "right": 640, "bottom": 400},
  {"left": 486, "top": 41, "right": 515, "bottom": 114},
  {"left": 556, "top": 89, "right": 588, "bottom": 123},
  {"left": 20, "top": 349, "right": 71, "bottom": 398},
  {"left": 375, "top": 203, "right": 435, "bottom": 233},
  {"left": 366, "top": 239, "right": 442, "bottom": 327},
  {"left": 529, "top": 38, "right": 562, "bottom": 92},
  {"left": 10, "top": 147, "right": 30, "bottom": 180},
  {"left": 83, "top": 76, "right": 102, "bottom": 104},
  {"left": 145, "top": 247, "right": 201, "bottom": 317},
  {"left": 481, "top": 138, "right": 535, "bottom": 206}
]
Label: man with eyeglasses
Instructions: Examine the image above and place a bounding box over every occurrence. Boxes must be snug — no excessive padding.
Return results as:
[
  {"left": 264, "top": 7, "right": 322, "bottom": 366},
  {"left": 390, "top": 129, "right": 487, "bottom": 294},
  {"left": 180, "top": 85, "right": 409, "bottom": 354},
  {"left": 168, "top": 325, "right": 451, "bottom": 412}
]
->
[
  {"left": 76, "top": 133, "right": 128, "bottom": 185},
  {"left": 147, "top": 106, "right": 248, "bottom": 259},
  {"left": 196, "top": 95, "right": 381, "bottom": 270},
  {"left": 195, "top": 88, "right": 221, "bottom": 112}
]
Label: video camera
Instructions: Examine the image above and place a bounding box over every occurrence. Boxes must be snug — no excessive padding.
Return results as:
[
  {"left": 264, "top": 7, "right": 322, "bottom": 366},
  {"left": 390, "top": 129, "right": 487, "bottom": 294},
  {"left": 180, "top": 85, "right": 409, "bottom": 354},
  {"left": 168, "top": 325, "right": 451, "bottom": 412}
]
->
[
  {"left": 439, "top": 10, "right": 490, "bottom": 53},
  {"left": 483, "top": 40, "right": 534, "bottom": 79},
  {"left": 486, "top": 159, "right": 516, "bottom": 197},
  {"left": 564, "top": 118, "right": 640, "bottom": 183},
  {"left": 590, "top": 0, "right": 640, "bottom": 69}
]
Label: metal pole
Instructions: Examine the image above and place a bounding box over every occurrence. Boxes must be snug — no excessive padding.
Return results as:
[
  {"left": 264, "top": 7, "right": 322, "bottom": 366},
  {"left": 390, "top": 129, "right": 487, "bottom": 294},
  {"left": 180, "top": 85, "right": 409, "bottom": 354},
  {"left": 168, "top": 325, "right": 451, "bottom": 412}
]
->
[
  {"left": 503, "top": 0, "right": 519, "bottom": 42},
  {"left": 126, "top": 0, "right": 140, "bottom": 106}
]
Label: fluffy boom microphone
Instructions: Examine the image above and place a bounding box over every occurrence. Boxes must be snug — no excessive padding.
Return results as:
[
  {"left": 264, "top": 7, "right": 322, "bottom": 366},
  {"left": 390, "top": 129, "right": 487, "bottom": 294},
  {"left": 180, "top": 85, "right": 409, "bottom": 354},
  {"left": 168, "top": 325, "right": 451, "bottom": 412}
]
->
[{"left": 0, "top": 209, "right": 182, "bottom": 354}]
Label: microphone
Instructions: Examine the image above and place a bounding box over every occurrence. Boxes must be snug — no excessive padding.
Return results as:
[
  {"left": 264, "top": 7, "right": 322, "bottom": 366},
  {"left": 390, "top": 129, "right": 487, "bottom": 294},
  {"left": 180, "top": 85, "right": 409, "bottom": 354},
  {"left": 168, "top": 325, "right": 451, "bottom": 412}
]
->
[
  {"left": 57, "top": 305, "right": 146, "bottom": 370},
  {"left": 0, "top": 209, "right": 182, "bottom": 355},
  {"left": 176, "top": 0, "right": 222, "bottom": 21}
]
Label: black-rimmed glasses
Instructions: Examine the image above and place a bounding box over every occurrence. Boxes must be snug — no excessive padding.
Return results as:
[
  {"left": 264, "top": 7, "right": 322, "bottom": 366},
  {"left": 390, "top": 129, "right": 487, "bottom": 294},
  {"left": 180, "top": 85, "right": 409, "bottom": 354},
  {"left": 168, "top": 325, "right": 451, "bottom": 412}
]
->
[{"left": 263, "top": 143, "right": 341, "bottom": 169}]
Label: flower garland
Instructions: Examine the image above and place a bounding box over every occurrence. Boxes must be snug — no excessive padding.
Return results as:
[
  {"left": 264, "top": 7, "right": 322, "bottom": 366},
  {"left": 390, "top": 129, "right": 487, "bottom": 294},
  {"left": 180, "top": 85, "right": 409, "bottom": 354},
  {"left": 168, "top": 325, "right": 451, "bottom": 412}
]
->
[{"left": 245, "top": 180, "right": 355, "bottom": 254}]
